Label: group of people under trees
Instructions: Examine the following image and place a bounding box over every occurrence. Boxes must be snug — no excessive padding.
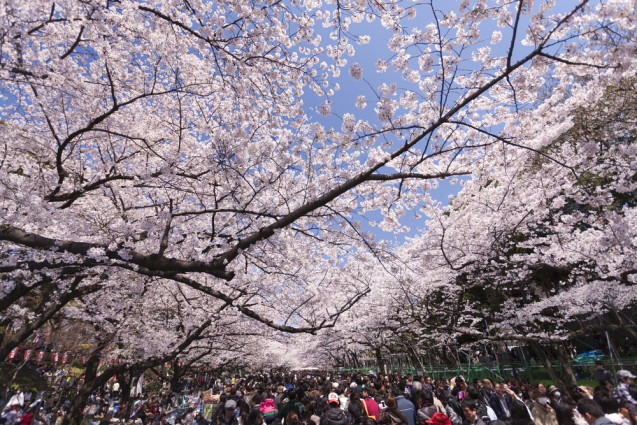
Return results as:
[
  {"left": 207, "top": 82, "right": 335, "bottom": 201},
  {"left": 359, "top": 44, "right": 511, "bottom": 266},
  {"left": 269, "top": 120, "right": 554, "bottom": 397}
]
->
[{"left": 3, "top": 365, "right": 637, "bottom": 425}]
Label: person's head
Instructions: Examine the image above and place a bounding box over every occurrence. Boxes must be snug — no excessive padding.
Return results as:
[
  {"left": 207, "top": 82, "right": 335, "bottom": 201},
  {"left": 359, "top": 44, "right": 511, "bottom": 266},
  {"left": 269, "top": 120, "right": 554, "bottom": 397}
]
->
[
  {"left": 224, "top": 400, "right": 237, "bottom": 418},
  {"left": 616, "top": 370, "right": 636, "bottom": 386},
  {"left": 577, "top": 399, "right": 604, "bottom": 425},
  {"left": 385, "top": 395, "right": 399, "bottom": 412},
  {"left": 494, "top": 383, "right": 504, "bottom": 396},
  {"left": 252, "top": 393, "right": 261, "bottom": 406},
  {"left": 390, "top": 386, "right": 403, "bottom": 397},
  {"left": 547, "top": 386, "right": 561, "bottom": 400},
  {"left": 466, "top": 385, "right": 480, "bottom": 400},
  {"left": 510, "top": 399, "right": 532, "bottom": 421},
  {"left": 482, "top": 379, "right": 493, "bottom": 391},
  {"left": 327, "top": 392, "right": 339, "bottom": 407},
  {"left": 595, "top": 361, "right": 605, "bottom": 370},
  {"left": 461, "top": 400, "right": 477, "bottom": 423},
  {"left": 362, "top": 387, "right": 372, "bottom": 398},
  {"left": 593, "top": 391, "right": 619, "bottom": 415},
  {"left": 421, "top": 389, "right": 433, "bottom": 405},
  {"left": 286, "top": 412, "right": 300, "bottom": 425},
  {"left": 531, "top": 389, "right": 549, "bottom": 407},
  {"left": 425, "top": 377, "right": 433, "bottom": 385},
  {"left": 456, "top": 376, "right": 466, "bottom": 389}
]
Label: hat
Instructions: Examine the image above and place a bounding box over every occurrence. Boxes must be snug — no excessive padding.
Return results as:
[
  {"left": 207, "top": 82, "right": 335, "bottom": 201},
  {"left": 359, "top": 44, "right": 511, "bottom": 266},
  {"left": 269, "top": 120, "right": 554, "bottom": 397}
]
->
[
  {"left": 426, "top": 412, "right": 451, "bottom": 425},
  {"left": 350, "top": 382, "right": 358, "bottom": 388},
  {"left": 328, "top": 393, "right": 339, "bottom": 405},
  {"left": 225, "top": 400, "right": 237, "bottom": 410},
  {"left": 617, "top": 370, "right": 637, "bottom": 380},
  {"left": 235, "top": 390, "right": 242, "bottom": 397},
  {"left": 547, "top": 385, "right": 558, "bottom": 394},
  {"left": 332, "top": 382, "right": 339, "bottom": 389}
]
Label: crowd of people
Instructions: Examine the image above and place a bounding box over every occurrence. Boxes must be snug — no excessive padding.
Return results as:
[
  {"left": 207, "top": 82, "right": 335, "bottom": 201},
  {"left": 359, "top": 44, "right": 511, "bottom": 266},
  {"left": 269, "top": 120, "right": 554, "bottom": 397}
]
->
[{"left": 1, "top": 363, "right": 636, "bottom": 425}]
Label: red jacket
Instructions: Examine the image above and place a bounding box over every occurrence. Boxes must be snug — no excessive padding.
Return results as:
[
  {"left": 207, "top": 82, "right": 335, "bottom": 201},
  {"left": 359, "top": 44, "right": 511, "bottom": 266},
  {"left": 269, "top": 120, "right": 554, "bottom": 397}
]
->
[{"left": 362, "top": 398, "right": 380, "bottom": 422}]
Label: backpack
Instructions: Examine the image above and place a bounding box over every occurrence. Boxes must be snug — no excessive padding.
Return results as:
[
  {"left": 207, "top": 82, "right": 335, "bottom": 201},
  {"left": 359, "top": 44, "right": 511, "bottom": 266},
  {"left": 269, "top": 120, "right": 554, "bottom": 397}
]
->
[
  {"left": 384, "top": 413, "right": 404, "bottom": 425},
  {"left": 416, "top": 405, "right": 440, "bottom": 425},
  {"left": 261, "top": 398, "right": 276, "bottom": 422}
]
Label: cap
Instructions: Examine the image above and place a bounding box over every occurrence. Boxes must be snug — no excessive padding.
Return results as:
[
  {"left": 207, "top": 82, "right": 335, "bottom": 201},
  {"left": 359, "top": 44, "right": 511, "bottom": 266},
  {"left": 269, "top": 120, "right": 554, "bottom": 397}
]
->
[
  {"left": 617, "top": 370, "right": 637, "bottom": 380},
  {"left": 332, "top": 382, "right": 339, "bottom": 389},
  {"left": 225, "top": 400, "right": 237, "bottom": 410},
  {"left": 328, "top": 393, "right": 339, "bottom": 405},
  {"left": 547, "top": 386, "right": 558, "bottom": 394},
  {"left": 350, "top": 382, "right": 358, "bottom": 388},
  {"left": 426, "top": 412, "right": 451, "bottom": 425}
]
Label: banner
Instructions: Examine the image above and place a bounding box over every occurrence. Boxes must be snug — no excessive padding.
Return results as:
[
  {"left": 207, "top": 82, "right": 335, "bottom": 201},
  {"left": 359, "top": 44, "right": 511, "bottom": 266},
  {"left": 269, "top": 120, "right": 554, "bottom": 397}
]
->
[
  {"left": 81, "top": 356, "right": 86, "bottom": 364},
  {"left": 37, "top": 351, "right": 44, "bottom": 364},
  {"left": 8, "top": 347, "right": 18, "bottom": 360},
  {"left": 24, "top": 349, "right": 33, "bottom": 361},
  {"left": 62, "top": 353, "right": 68, "bottom": 364},
  {"left": 52, "top": 352, "right": 59, "bottom": 364}
]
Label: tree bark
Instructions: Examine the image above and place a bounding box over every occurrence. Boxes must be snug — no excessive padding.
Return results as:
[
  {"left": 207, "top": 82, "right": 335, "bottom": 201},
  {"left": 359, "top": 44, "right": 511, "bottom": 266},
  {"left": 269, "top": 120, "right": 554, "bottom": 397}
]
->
[
  {"left": 555, "top": 343, "right": 577, "bottom": 388},
  {"left": 170, "top": 361, "right": 183, "bottom": 394},
  {"left": 529, "top": 341, "right": 567, "bottom": 391},
  {"left": 63, "top": 345, "right": 103, "bottom": 425},
  {"left": 119, "top": 371, "right": 133, "bottom": 421},
  {"left": 375, "top": 347, "right": 386, "bottom": 375}
]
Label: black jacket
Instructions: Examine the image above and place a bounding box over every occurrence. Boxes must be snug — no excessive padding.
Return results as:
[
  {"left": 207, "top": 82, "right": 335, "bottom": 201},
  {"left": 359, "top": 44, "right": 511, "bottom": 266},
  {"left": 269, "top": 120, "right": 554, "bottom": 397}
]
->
[
  {"left": 320, "top": 407, "right": 349, "bottom": 425},
  {"left": 489, "top": 394, "right": 512, "bottom": 419}
]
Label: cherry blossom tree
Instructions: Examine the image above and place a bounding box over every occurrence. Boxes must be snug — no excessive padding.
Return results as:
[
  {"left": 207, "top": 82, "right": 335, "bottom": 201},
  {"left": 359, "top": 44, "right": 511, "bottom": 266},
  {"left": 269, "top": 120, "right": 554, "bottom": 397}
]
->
[
  {"left": 1, "top": 0, "right": 636, "bottom": 386},
  {"left": 362, "top": 75, "right": 637, "bottom": 387}
]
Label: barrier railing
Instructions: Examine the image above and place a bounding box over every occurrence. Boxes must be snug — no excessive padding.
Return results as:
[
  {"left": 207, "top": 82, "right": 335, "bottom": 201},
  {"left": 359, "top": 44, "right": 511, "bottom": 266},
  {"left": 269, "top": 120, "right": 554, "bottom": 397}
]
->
[{"left": 332, "top": 357, "right": 637, "bottom": 384}]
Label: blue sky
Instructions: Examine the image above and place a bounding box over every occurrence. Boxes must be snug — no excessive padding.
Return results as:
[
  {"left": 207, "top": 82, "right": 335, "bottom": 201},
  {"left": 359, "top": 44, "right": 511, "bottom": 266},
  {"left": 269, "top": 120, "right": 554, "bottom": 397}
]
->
[{"left": 293, "top": 0, "right": 583, "bottom": 246}]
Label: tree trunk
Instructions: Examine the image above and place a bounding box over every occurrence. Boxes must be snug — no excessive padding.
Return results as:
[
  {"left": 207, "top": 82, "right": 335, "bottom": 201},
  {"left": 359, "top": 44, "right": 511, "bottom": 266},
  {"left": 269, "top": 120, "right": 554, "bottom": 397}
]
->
[
  {"left": 556, "top": 343, "right": 577, "bottom": 388},
  {"left": 63, "top": 349, "right": 102, "bottom": 425},
  {"left": 375, "top": 347, "right": 386, "bottom": 375},
  {"left": 170, "top": 361, "right": 182, "bottom": 394},
  {"left": 529, "top": 341, "right": 567, "bottom": 391},
  {"left": 119, "top": 371, "right": 133, "bottom": 421}
]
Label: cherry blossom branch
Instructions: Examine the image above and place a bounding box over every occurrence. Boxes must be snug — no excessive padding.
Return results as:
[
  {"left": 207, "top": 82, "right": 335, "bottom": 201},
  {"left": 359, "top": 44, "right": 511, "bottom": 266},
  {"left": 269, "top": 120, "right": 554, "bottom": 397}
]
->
[
  {"left": 537, "top": 52, "right": 611, "bottom": 69},
  {"left": 0, "top": 276, "right": 103, "bottom": 360},
  {"left": 366, "top": 171, "right": 469, "bottom": 181},
  {"left": 0, "top": 224, "right": 234, "bottom": 280}
]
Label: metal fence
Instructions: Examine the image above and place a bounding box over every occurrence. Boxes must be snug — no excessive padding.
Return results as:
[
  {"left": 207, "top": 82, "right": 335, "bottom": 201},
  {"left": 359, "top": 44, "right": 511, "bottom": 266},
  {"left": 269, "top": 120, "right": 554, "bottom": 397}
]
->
[{"left": 332, "top": 357, "right": 637, "bottom": 384}]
